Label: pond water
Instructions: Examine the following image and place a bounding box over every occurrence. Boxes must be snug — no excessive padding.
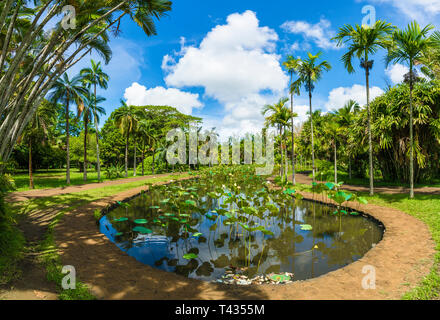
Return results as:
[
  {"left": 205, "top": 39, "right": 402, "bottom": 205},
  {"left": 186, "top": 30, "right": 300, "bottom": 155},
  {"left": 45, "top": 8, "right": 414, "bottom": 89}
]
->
[{"left": 100, "top": 177, "right": 384, "bottom": 283}]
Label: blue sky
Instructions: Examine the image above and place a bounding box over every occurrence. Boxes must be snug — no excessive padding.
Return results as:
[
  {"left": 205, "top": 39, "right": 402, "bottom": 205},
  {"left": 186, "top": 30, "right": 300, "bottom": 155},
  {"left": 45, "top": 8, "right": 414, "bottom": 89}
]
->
[{"left": 68, "top": 0, "right": 440, "bottom": 138}]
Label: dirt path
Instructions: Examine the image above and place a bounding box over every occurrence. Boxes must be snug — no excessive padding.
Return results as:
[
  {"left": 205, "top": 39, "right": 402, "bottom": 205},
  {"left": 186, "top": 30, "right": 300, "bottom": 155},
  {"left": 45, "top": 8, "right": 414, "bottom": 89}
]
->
[
  {"left": 295, "top": 172, "right": 440, "bottom": 195},
  {"left": 53, "top": 185, "right": 435, "bottom": 300},
  {"left": 1, "top": 173, "right": 181, "bottom": 300},
  {"left": 7, "top": 173, "right": 177, "bottom": 202}
]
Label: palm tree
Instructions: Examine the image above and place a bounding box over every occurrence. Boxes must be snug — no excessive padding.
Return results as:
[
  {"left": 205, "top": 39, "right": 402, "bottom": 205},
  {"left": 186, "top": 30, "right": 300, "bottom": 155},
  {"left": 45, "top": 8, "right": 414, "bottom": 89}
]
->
[
  {"left": 19, "top": 102, "right": 57, "bottom": 189},
  {"left": 276, "top": 107, "right": 297, "bottom": 179},
  {"left": 137, "top": 118, "right": 155, "bottom": 176},
  {"left": 262, "top": 97, "right": 290, "bottom": 179},
  {"left": 81, "top": 60, "right": 109, "bottom": 182},
  {"left": 292, "top": 52, "right": 331, "bottom": 182},
  {"left": 282, "top": 55, "right": 301, "bottom": 184},
  {"left": 114, "top": 100, "right": 138, "bottom": 177},
  {"left": 386, "top": 22, "right": 440, "bottom": 198},
  {"left": 78, "top": 92, "right": 106, "bottom": 181},
  {"left": 333, "top": 21, "right": 394, "bottom": 195},
  {"left": 49, "top": 73, "right": 88, "bottom": 184}
]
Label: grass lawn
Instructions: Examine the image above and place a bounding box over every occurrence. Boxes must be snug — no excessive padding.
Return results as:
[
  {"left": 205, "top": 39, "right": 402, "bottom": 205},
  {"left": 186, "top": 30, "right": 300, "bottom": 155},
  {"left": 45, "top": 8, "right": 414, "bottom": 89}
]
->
[
  {"left": 3, "top": 172, "right": 190, "bottom": 299},
  {"left": 296, "top": 183, "right": 440, "bottom": 300},
  {"left": 12, "top": 168, "right": 166, "bottom": 191}
]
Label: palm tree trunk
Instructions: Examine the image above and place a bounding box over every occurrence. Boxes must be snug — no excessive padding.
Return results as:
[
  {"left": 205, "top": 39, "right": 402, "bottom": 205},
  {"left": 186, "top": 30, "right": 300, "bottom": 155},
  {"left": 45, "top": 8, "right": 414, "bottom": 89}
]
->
[
  {"left": 365, "top": 66, "right": 374, "bottom": 196},
  {"left": 125, "top": 134, "right": 128, "bottom": 178},
  {"left": 334, "top": 140, "right": 337, "bottom": 184},
  {"left": 93, "top": 83, "right": 101, "bottom": 182},
  {"left": 284, "top": 126, "right": 288, "bottom": 179},
  {"left": 309, "top": 87, "right": 316, "bottom": 182},
  {"left": 279, "top": 125, "right": 283, "bottom": 178},
  {"left": 66, "top": 94, "right": 70, "bottom": 185},
  {"left": 409, "top": 66, "right": 415, "bottom": 199},
  {"left": 142, "top": 141, "right": 145, "bottom": 176},
  {"left": 83, "top": 115, "right": 88, "bottom": 182},
  {"left": 29, "top": 139, "right": 34, "bottom": 189},
  {"left": 133, "top": 139, "right": 137, "bottom": 177},
  {"left": 290, "top": 89, "right": 296, "bottom": 185}
]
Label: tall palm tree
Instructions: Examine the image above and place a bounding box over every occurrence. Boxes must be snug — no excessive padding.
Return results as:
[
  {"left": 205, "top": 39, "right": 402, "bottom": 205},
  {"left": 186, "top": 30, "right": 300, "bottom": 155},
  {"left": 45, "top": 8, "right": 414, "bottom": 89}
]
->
[
  {"left": 323, "top": 117, "right": 342, "bottom": 184},
  {"left": 292, "top": 52, "right": 331, "bottom": 182},
  {"left": 333, "top": 21, "right": 394, "bottom": 195},
  {"left": 49, "top": 73, "right": 88, "bottom": 185},
  {"left": 80, "top": 60, "right": 109, "bottom": 182},
  {"left": 276, "top": 106, "right": 297, "bottom": 179},
  {"left": 78, "top": 92, "right": 106, "bottom": 182},
  {"left": 282, "top": 55, "right": 301, "bottom": 184},
  {"left": 114, "top": 100, "right": 138, "bottom": 177},
  {"left": 386, "top": 22, "right": 440, "bottom": 198},
  {"left": 262, "top": 97, "right": 290, "bottom": 179}
]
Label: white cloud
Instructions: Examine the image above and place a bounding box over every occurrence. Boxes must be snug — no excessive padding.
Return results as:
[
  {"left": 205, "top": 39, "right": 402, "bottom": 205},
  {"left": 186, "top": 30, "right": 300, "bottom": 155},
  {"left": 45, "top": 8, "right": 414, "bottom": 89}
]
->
[
  {"left": 162, "top": 10, "right": 289, "bottom": 138},
  {"left": 362, "top": 0, "right": 440, "bottom": 21},
  {"left": 325, "top": 84, "right": 384, "bottom": 111},
  {"left": 280, "top": 18, "right": 340, "bottom": 50},
  {"left": 123, "top": 82, "right": 203, "bottom": 115},
  {"left": 385, "top": 63, "right": 409, "bottom": 84}
]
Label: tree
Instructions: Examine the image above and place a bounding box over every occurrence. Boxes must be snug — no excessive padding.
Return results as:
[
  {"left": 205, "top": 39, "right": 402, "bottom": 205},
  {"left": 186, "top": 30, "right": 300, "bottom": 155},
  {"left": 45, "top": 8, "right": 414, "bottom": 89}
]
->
[
  {"left": 292, "top": 52, "right": 331, "bottom": 182},
  {"left": 78, "top": 92, "right": 106, "bottom": 181},
  {"left": 49, "top": 73, "right": 87, "bottom": 184},
  {"left": 18, "top": 101, "right": 57, "bottom": 189},
  {"left": 333, "top": 21, "right": 394, "bottom": 195},
  {"left": 114, "top": 100, "right": 138, "bottom": 177},
  {"left": 81, "top": 60, "right": 109, "bottom": 182},
  {"left": 0, "top": 0, "right": 172, "bottom": 167},
  {"left": 386, "top": 22, "right": 440, "bottom": 198},
  {"left": 282, "top": 55, "right": 301, "bottom": 184},
  {"left": 335, "top": 100, "right": 360, "bottom": 179},
  {"left": 323, "top": 116, "right": 342, "bottom": 184}
]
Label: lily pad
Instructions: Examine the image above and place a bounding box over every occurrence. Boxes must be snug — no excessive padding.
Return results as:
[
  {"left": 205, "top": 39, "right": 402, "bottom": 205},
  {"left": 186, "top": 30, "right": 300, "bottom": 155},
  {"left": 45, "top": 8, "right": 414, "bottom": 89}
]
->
[
  {"left": 134, "top": 219, "right": 148, "bottom": 224},
  {"left": 183, "top": 253, "right": 198, "bottom": 260},
  {"left": 113, "top": 217, "right": 128, "bottom": 222},
  {"left": 193, "top": 232, "right": 203, "bottom": 237},
  {"left": 300, "top": 224, "right": 313, "bottom": 231},
  {"left": 269, "top": 274, "right": 291, "bottom": 282},
  {"left": 133, "top": 226, "right": 152, "bottom": 234}
]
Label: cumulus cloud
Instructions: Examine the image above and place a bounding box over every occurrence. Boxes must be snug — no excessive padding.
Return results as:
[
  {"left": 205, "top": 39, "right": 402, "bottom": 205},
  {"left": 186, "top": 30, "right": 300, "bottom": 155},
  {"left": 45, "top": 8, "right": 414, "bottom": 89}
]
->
[
  {"left": 123, "top": 82, "right": 203, "bottom": 115},
  {"left": 360, "top": 0, "right": 440, "bottom": 21},
  {"left": 325, "top": 84, "right": 384, "bottom": 111},
  {"left": 162, "top": 10, "right": 289, "bottom": 138},
  {"left": 280, "top": 18, "right": 340, "bottom": 50},
  {"left": 385, "top": 63, "right": 409, "bottom": 85}
]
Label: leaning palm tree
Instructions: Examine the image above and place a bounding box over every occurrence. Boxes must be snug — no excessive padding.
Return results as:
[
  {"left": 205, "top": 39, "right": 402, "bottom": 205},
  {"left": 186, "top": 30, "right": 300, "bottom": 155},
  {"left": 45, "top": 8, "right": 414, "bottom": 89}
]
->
[
  {"left": 292, "top": 52, "right": 331, "bottom": 182},
  {"left": 282, "top": 55, "right": 301, "bottom": 184},
  {"left": 114, "top": 100, "right": 138, "bottom": 177},
  {"left": 333, "top": 21, "right": 394, "bottom": 195},
  {"left": 386, "top": 22, "right": 440, "bottom": 198},
  {"left": 49, "top": 73, "right": 88, "bottom": 184},
  {"left": 81, "top": 60, "right": 109, "bottom": 182}
]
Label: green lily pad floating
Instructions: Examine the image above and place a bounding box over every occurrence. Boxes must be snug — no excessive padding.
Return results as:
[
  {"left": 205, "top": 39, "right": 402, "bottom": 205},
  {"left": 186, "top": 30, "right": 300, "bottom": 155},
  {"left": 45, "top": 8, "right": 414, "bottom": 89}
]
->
[
  {"left": 134, "top": 219, "right": 148, "bottom": 224},
  {"left": 300, "top": 224, "right": 313, "bottom": 231},
  {"left": 164, "top": 213, "right": 175, "bottom": 217},
  {"left": 115, "top": 232, "right": 123, "bottom": 236},
  {"left": 183, "top": 253, "right": 198, "bottom": 260},
  {"left": 149, "top": 206, "right": 160, "bottom": 210},
  {"left": 350, "top": 212, "right": 361, "bottom": 216},
  {"left": 269, "top": 274, "right": 291, "bottom": 282},
  {"left": 283, "top": 188, "right": 296, "bottom": 195},
  {"left": 193, "top": 232, "right": 203, "bottom": 237},
  {"left": 113, "top": 217, "right": 128, "bottom": 222},
  {"left": 133, "top": 226, "right": 152, "bottom": 234}
]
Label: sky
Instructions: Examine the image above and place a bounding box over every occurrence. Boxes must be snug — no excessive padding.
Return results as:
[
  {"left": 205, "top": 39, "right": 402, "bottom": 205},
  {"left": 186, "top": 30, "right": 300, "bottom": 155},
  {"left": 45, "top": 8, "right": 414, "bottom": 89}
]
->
[{"left": 67, "top": 0, "right": 440, "bottom": 139}]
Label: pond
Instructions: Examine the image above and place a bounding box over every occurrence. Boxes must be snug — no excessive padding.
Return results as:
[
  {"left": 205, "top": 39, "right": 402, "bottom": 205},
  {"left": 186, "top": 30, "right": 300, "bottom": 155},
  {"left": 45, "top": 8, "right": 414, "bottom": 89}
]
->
[{"left": 99, "top": 170, "right": 384, "bottom": 284}]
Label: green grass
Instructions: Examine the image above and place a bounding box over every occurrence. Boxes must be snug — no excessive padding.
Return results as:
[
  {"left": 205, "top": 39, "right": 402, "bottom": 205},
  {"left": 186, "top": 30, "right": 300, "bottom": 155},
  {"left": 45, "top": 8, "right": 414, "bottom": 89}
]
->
[
  {"left": 11, "top": 168, "right": 165, "bottom": 191},
  {"left": 0, "top": 218, "right": 25, "bottom": 286},
  {"left": 11, "top": 172, "right": 190, "bottom": 300},
  {"left": 296, "top": 182, "right": 440, "bottom": 300}
]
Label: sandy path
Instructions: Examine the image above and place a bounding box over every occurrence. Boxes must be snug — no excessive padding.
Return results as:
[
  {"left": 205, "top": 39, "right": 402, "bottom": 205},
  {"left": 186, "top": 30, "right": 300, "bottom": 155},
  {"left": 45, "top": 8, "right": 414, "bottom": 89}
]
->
[
  {"left": 294, "top": 172, "right": 440, "bottom": 195},
  {"left": 53, "top": 182, "right": 435, "bottom": 300},
  {"left": 7, "top": 173, "right": 176, "bottom": 202}
]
